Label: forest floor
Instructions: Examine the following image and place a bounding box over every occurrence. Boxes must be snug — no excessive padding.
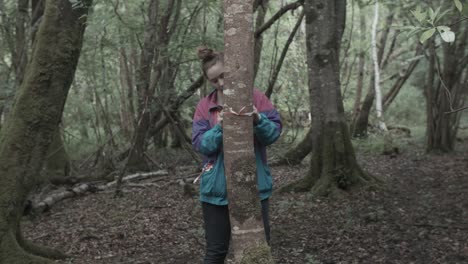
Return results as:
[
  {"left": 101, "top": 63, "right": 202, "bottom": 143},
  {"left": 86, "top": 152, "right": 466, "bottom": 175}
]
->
[{"left": 24, "top": 143, "right": 468, "bottom": 264}]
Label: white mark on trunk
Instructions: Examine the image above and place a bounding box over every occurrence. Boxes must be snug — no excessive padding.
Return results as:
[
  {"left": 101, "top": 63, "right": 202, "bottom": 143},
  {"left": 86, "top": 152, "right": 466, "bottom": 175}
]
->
[
  {"left": 244, "top": 14, "right": 253, "bottom": 24},
  {"left": 231, "top": 227, "right": 264, "bottom": 235},
  {"left": 226, "top": 4, "right": 245, "bottom": 14},
  {"left": 226, "top": 149, "right": 250, "bottom": 154},
  {"left": 224, "top": 89, "right": 235, "bottom": 96},
  {"left": 233, "top": 141, "right": 248, "bottom": 145},
  {"left": 226, "top": 28, "right": 237, "bottom": 36}
]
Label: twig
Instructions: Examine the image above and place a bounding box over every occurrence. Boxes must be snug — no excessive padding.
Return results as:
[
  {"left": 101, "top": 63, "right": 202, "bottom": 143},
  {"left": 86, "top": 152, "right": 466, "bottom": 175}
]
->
[
  {"left": 449, "top": 16, "right": 468, "bottom": 27},
  {"left": 445, "top": 105, "right": 468, "bottom": 114}
]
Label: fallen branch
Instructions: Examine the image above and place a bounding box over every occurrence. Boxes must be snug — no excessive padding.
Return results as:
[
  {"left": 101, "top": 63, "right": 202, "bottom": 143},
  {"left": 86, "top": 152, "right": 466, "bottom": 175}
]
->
[
  {"left": 32, "top": 170, "right": 168, "bottom": 214},
  {"left": 103, "top": 170, "right": 168, "bottom": 189}
]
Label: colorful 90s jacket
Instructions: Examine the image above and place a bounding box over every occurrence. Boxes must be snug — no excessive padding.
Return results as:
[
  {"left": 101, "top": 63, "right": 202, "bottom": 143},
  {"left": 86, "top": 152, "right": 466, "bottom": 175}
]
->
[{"left": 192, "top": 89, "right": 282, "bottom": 205}]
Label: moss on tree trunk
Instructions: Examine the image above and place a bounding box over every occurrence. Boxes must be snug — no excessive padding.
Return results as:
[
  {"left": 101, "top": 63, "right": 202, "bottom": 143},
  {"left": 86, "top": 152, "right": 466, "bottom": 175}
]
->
[{"left": 0, "top": 0, "right": 91, "bottom": 262}]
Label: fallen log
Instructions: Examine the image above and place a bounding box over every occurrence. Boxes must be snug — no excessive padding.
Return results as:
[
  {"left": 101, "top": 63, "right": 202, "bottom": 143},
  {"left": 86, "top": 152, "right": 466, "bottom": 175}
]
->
[{"left": 31, "top": 170, "right": 168, "bottom": 214}]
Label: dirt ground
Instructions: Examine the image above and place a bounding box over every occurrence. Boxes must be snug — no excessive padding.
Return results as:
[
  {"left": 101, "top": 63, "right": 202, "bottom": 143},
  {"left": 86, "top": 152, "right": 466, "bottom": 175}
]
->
[{"left": 23, "top": 144, "right": 468, "bottom": 264}]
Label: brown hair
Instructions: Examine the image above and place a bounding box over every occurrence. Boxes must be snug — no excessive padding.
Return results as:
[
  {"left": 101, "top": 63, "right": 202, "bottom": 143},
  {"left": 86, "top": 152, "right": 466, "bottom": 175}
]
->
[{"left": 197, "top": 46, "right": 224, "bottom": 78}]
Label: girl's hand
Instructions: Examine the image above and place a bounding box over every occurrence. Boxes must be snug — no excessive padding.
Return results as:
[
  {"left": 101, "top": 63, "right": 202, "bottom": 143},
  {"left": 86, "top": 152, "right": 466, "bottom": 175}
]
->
[
  {"left": 217, "top": 108, "right": 224, "bottom": 127},
  {"left": 253, "top": 106, "right": 261, "bottom": 125}
]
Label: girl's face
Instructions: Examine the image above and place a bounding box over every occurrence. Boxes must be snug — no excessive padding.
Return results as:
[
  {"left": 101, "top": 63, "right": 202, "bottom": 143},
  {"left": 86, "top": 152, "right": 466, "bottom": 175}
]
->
[{"left": 206, "top": 61, "right": 225, "bottom": 91}]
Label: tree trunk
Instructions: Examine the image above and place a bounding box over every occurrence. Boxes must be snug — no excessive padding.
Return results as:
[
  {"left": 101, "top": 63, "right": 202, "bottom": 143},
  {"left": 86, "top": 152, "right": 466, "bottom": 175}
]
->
[
  {"left": 224, "top": 0, "right": 274, "bottom": 262},
  {"left": 351, "top": 1, "right": 366, "bottom": 121},
  {"left": 371, "top": 0, "right": 387, "bottom": 131},
  {"left": 352, "top": 13, "right": 394, "bottom": 137},
  {"left": 126, "top": 0, "right": 160, "bottom": 171},
  {"left": 285, "top": 0, "right": 373, "bottom": 195},
  {"left": 425, "top": 24, "right": 467, "bottom": 152},
  {"left": 118, "top": 47, "right": 134, "bottom": 140},
  {"left": 352, "top": 78, "right": 375, "bottom": 137},
  {"left": 0, "top": 0, "right": 91, "bottom": 263}
]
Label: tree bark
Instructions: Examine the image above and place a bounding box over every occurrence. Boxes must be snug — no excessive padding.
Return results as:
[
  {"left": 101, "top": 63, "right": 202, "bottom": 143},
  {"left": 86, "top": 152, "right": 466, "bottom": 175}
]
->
[
  {"left": 0, "top": 0, "right": 91, "bottom": 262},
  {"left": 15, "top": 0, "right": 29, "bottom": 89},
  {"left": 224, "top": 0, "right": 274, "bottom": 262},
  {"left": 284, "top": 0, "right": 373, "bottom": 195}
]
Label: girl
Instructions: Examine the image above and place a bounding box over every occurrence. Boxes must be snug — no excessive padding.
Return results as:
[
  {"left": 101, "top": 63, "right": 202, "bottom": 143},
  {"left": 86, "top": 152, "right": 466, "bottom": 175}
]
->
[{"left": 192, "top": 47, "right": 281, "bottom": 263}]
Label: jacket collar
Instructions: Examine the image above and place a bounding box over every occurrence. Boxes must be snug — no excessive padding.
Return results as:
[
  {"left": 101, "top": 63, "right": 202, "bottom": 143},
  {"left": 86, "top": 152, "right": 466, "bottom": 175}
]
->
[{"left": 207, "top": 89, "right": 222, "bottom": 111}]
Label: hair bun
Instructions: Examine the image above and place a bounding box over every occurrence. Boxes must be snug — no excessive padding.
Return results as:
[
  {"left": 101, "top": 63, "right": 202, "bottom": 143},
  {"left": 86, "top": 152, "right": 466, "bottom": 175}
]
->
[{"left": 197, "top": 46, "right": 215, "bottom": 62}]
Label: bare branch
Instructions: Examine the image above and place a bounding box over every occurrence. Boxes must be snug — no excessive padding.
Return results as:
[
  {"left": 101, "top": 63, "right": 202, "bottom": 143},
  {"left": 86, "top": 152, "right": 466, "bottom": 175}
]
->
[
  {"left": 265, "top": 10, "right": 304, "bottom": 98},
  {"left": 254, "top": 0, "right": 303, "bottom": 38}
]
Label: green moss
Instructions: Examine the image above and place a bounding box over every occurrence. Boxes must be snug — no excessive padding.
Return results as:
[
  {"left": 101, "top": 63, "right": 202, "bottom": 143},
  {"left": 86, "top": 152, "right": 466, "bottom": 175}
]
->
[{"left": 240, "top": 243, "right": 275, "bottom": 264}]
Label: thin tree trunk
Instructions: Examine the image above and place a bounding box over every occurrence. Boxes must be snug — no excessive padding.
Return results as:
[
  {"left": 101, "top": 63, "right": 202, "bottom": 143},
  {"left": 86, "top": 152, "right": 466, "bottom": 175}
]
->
[
  {"left": 352, "top": 12, "right": 394, "bottom": 137},
  {"left": 352, "top": 3, "right": 366, "bottom": 119},
  {"left": 118, "top": 47, "right": 134, "bottom": 140},
  {"left": 224, "top": 0, "right": 274, "bottom": 262},
  {"left": 0, "top": 0, "right": 91, "bottom": 262},
  {"left": 126, "top": 0, "right": 160, "bottom": 171},
  {"left": 425, "top": 41, "right": 436, "bottom": 151},
  {"left": 383, "top": 44, "right": 423, "bottom": 111},
  {"left": 371, "top": 0, "right": 387, "bottom": 131}
]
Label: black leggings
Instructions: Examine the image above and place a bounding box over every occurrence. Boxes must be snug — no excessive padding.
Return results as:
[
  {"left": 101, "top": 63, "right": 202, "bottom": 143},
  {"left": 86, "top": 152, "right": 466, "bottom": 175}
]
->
[{"left": 201, "top": 199, "right": 270, "bottom": 264}]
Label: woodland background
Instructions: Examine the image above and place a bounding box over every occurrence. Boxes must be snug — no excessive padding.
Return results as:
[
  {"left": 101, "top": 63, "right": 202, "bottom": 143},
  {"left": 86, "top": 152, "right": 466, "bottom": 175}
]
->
[{"left": 0, "top": 0, "right": 467, "bottom": 263}]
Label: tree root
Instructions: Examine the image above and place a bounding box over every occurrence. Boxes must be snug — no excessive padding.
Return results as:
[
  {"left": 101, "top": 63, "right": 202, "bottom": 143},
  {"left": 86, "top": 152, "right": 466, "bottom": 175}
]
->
[
  {"left": 16, "top": 223, "right": 69, "bottom": 260},
  {"left": 0, "top": 230, "right": 54, "bottom": 264},
  {"left": 277, "top": 177, "right": 313, "bottom": 193},
  {"left": 18, "top": 237, "right": 69, "bottom": 260}
]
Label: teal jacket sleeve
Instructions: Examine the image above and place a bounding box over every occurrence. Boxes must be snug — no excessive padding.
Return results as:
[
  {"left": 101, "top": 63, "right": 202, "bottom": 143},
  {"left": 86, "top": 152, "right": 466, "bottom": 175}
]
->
[
  {"left": 198, "top": 124, "right": 223, "bottom": 156},
  {"left": 254, "top": 113, "right": 281, "bottom": 146}
]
